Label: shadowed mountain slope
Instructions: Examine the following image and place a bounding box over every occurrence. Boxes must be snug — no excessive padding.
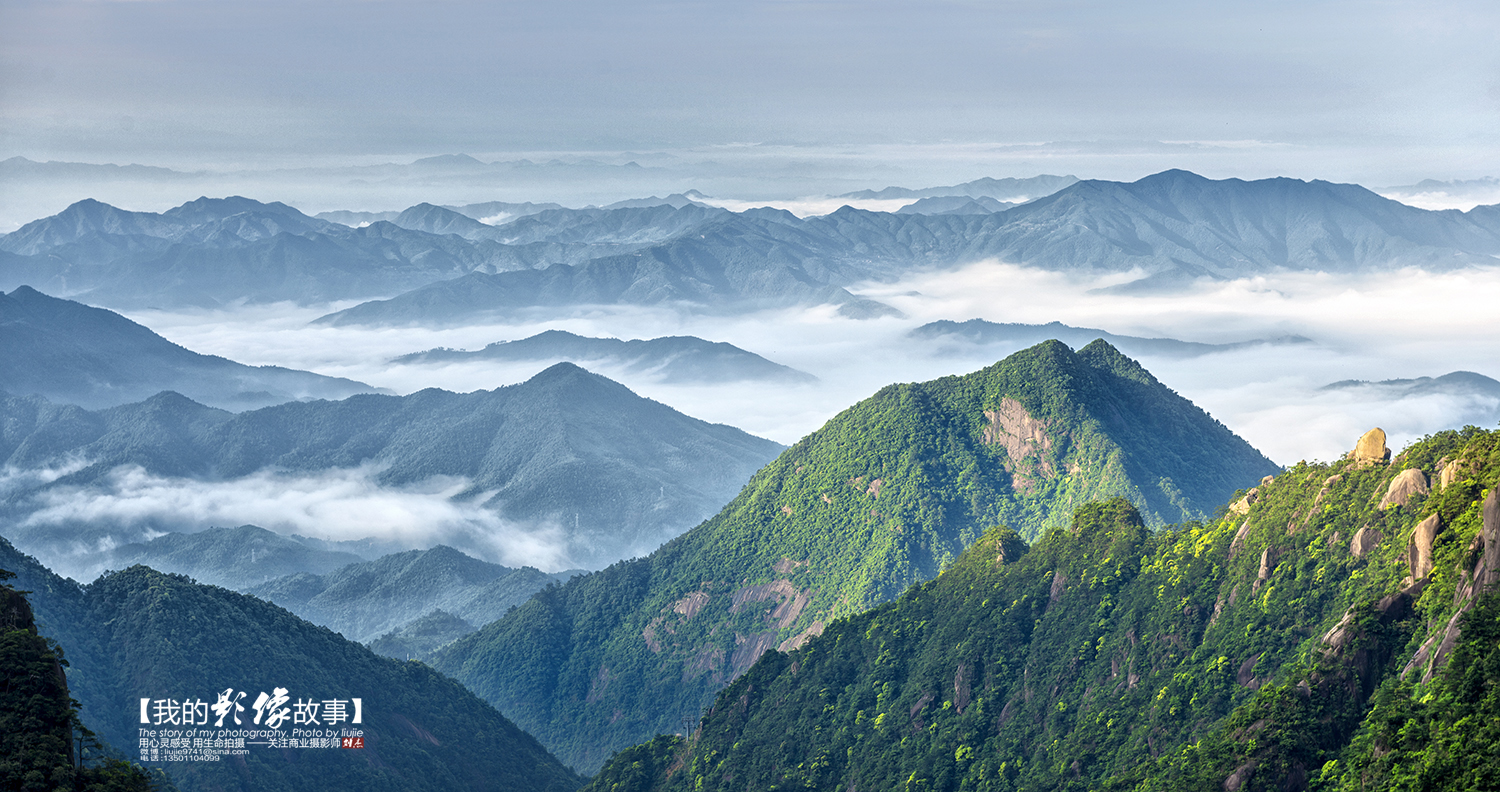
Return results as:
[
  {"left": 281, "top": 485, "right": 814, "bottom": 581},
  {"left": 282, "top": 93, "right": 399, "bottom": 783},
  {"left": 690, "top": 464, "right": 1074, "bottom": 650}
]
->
[
  {"left": 0, "top": 363, "right": 783, "bottom": 570},
  {"left": 103, "top": 524, "right": 370, "bottom": 590},
  {"left": 0, "top": 538, "right": 585, "bottom": 792},
  {"left": 0, "top": 285, "right": 381, "bottom": 410}
]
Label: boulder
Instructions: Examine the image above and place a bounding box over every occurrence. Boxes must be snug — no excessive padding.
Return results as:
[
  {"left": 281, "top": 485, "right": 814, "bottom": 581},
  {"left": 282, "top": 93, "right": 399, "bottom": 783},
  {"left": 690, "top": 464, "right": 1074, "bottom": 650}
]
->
[
  {"left": 1349, "top": 525, "right": 1382, "bottom": 558},
  {"left": 1229, "top": 487, "right": 1259, "bottom": 515},
  {"left": 1378, "top": 468, "right": 1430, "bottom": 510},
  {"left": 1406, "top": 513, "right": 1442, "bottom": 581},
  {"left": 1353, "top": 428, "right": 1389, "bottom": 465},
  {"left": 1439, "top": 458, "right": 1469, "bottom": 489}
]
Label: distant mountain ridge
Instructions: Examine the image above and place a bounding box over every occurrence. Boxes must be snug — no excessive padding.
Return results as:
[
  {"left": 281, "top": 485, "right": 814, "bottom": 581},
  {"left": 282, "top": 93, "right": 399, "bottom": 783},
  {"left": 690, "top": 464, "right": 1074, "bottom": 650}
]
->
[
  {"left": 9, "top": 171, "right": 1500, "bottom": 317},
  {"left": 0, "top": 363, "right": 784, "bottom": 570},
  {"left": 244, "top": 544, "right": 576, "bottom": 644},
  {"left": 913, "top": 317, "right": 1314, "bottom": 359},
  {"left": 0, "top": 196, "right": 701, "bottom": 308},
  {"left": 1322, "top": 370, "right": 1500, "bottom": 398},
  {"left": 103, "top": 524, "right": 371, "bottom": 590},
  {"left": 316, "top": 199, "right": 565, "bottom": 228},
  {"left": 0, "top": 285, "right": 382, "bottom": 410},
  {"left": 393, "top": 329, "right": 816, "bottom": 384},
  {"left": 428, "top": 340, "right": 1278, "bottom": 771},
  {"left": 838, "top": 174, "right": 1079, "bottom": 201},
  {"left": 896, "top": 195, "right": 1015, "bottom": 214},
  {"left": 56, "top": 524, "right": 576, "bottom": 655},
  {"left": 318, "top": 170, "right": 1500, "bottom": 326}
]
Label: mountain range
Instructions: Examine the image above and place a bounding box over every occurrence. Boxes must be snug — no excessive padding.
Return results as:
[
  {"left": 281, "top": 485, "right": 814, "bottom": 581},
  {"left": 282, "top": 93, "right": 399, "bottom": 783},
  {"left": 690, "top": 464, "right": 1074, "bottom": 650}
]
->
[
  {"left": 0, "top": 363, "right": 784, "bottom": 571},
  {"left": 1322, "top": 370, "right": 1500, "bottom": 399},
  {"left": 392, "top": 329, "right": 815, "bottom": 384},
  {"left": 316, "top": 199, "right": 565, "bottom": 228},
  {"left": 314, "top": 170, "right": 1500, "bottom": 325},
  {"left": 895, "top": 195, "right": 1016, "bottom": 215},
  {"left": 912, "top": 318, "right": 1314, "bottom": 359},
  {"left": 101, "top": 524, "right": 373, "bottom": 590},
  {"left": 68, "top": 523, "right": 581, "bottom": 657},
  {"left": 0, "top": 197, "right": 719, "bottom": 308},
  {"left": 7, "top": 170, "right": 1500, "bottom": 319},
  {"left": 0, "top": 285, "right": 381, "bottom": 410},
  {"left": 837, "top": 174, "right": 1080, "bottom": 201},
  {"left": 586, "top": 425, "right": 1500, "bottom": 791},
  {"left": 427, "top": 340, "right": 1279, "bottom": 771}
]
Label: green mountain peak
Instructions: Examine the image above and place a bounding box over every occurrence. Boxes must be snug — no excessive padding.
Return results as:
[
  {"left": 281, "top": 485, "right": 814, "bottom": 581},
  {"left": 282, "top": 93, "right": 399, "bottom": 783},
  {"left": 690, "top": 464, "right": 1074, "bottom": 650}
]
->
[{"left": 431, "top": 340, "right": 1278, "bottom": 771}]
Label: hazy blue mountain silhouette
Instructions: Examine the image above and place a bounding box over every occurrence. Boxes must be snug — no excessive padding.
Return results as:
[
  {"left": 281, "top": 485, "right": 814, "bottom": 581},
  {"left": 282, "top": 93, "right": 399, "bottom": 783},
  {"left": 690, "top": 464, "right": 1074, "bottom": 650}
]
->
[
  {"left": 0, "top": 363, "right": 784, "bottom": 569},
  {"left": 245, "top": 543, "right": 579, "bottom": 644},
  {"left": 912, "top": 318, "right": 1313, "bottom": 359},
  {"left": 319, "top": 171, "right": 1500, "bottom": 325},
  {"left": 0, "top": 285, "right": 381, "bottom": 410},
  {"left": 9, "top": 172, "right": 1500, "bottom": 317},
  {"left": 394, "top": 329, "right": 815, "bottom": 384}
]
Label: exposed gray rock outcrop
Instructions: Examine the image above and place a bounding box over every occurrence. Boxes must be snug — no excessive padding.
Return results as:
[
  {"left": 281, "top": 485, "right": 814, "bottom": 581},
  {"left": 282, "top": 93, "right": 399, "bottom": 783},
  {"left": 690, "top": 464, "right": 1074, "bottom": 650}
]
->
[
  {"left": 1379, "top": 468, "right": 1430, "bottom": 509},
  {"left": 1401, "top": 490, "right": 1500, "bottom": 682},
  {"left": 1438, "top": 457, "right": 1470, "bottom": 489},
  {"left": 1230, "top": 487, "right": 1259, "bottom": 515},
  {"left": 1349, "top": 525, "right": 1382, "bottom": 559},
  {"left": 1406, "top": 513, "right": 1442, "bottom": 582}
]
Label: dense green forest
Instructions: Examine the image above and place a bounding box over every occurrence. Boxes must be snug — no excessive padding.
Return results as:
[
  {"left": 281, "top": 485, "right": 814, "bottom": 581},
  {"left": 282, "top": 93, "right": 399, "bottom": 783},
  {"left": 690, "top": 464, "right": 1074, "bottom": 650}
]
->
[
  {"left": 0, "top": 541, "right": 584, "bottom": 792},
  {"left": 583, "top": 425, "right": 1500, "bottom": 792},
  {"left": 431, "top": 340, "right": 1278, "bottom": 771},
  {"left": 0, "top": 569, "right": 164, "bottom": 792}
]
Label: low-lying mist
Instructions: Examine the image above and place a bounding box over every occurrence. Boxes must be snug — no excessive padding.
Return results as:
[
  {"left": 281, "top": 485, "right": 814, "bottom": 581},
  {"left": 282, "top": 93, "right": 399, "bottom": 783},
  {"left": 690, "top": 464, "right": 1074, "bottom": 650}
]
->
[
  {"left": 9, "top": 463, "right": 577, "bottom": 581},
  {"left": 50, "top": 259, "right": 1493, "bottom": 575},
  {"left": 128, "top": 262, "right": 1500, "bottom": 461}
]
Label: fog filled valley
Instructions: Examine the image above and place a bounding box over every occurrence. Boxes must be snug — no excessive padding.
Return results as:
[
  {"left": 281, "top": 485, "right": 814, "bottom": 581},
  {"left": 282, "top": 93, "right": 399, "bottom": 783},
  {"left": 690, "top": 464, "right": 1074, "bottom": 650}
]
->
[{"left": 3, "top": 167, "right": 1500, "bottom": 792}]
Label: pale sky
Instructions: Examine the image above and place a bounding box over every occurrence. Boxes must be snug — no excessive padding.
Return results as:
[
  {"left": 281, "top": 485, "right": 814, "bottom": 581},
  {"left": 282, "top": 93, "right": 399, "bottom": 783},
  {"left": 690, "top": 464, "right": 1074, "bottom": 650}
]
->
[{"left": 2, "top": 0, "right": 1497, "bottom": 186}]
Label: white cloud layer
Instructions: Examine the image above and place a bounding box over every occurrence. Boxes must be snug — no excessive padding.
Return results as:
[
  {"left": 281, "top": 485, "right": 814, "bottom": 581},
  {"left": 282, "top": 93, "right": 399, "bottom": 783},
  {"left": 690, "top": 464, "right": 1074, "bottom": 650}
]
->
[
  {"left": 123, "top": 261, "right": 1500, "bottom": 468},
  {"left": 18, "top": 464, "right": 576, "bottom": 573},
  {"left": 14, "top": 258, "right": 1491, "bottom": 580}
]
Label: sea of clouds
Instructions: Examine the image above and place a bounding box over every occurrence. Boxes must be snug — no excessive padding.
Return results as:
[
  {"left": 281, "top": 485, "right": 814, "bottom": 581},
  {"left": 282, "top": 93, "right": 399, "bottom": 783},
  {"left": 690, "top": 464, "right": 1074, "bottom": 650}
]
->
[{"left": 9, "top": 252, "right": 1500, "bottom": 578}]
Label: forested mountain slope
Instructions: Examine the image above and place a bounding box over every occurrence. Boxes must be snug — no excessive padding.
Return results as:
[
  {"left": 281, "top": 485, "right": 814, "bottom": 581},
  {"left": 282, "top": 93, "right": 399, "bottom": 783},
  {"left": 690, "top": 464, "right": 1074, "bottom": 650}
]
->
[
  {"left": 0, "top": 539, "right": 585, "bottom": 792},
  {"left": 584, "top": 426, "right": 1500, "bottom": 792},
  {"left": 0, "top": 572, "right": 161, "bottom": 791},
  {"left": 429, "top": 340, "right": 1277, "bottom": 771}
]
